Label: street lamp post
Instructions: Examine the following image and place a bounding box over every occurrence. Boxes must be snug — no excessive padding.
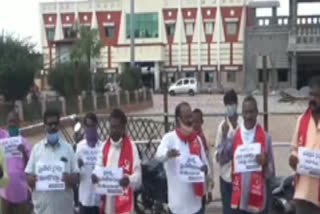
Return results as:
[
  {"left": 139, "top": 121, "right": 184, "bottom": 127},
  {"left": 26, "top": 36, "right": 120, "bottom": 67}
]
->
[{"left": 130, "top": 0, "right": 135, "bottom": 67}]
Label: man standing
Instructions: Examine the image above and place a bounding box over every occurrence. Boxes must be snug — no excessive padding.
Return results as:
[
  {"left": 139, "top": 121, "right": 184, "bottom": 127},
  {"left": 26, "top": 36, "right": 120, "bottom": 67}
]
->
[
  {"left": 289, "top": 76, "right": 320, "bottom": 214},
  {"left": 217, "top": 96, "right": 275, "bottom": 214},
  {"left": 192, "top": 108, "right": 214, "bottom": 210},
  {"left": 92, "top": 109, "right": 141, "bottom": 214},
  {"left": 76, "top": 113, "right": 101, "bottom": 214},
  {"left": 156, "top": 102, "right": 209, "bottom": 214},
  {"left": 0, "top": 111, "right": 31, "bottom": 214},
  {"left": 216, "top": 89, "right": 240, "bottom": 214},
  {"left": 25, "top": 108, "right": 80, "bottom": 214}
]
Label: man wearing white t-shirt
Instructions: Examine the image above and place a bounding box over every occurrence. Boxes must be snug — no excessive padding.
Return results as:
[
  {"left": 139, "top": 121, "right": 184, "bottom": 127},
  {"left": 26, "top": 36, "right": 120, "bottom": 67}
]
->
[
  {"left": 156, "top": 102, "right": 210, "bottom": 214},
  {"left": 76, "top": 113, "right": 101, "bottom": 214}
]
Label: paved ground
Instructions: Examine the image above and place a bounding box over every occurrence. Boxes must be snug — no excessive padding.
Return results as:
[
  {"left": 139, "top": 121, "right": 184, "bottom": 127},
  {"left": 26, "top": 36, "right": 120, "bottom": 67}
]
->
[{"left": 25, "top": 94, "right": 300, "bottom": 214}]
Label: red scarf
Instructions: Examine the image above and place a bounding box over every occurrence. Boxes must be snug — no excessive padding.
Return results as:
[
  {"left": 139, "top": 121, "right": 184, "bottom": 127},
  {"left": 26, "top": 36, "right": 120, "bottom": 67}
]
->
[
  {"left": 100, "top": 136, "right": 133, "bottom": 214},
  {"left": 297, "top": 108, "right": 320, "bottom": 203},
  {"left": 175, "top": 128, "right": 204, "bottom": 198},
  {"left": 231, "top": 124, "right": 266, "bottom": 211}
]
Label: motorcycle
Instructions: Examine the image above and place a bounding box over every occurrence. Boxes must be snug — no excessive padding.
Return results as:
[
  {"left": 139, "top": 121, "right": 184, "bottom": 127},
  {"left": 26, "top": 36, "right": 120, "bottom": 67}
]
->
[
  {"left": 134, "top": 137, "right": 168, "bottom": 214},
  {"left": 270, "top": 175, "right": 295, "bottom": 214}
]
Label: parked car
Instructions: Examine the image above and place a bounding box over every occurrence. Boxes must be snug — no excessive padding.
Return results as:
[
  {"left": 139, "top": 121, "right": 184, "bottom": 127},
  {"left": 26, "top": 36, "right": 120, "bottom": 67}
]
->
[{"left": 168, "top": 78, "right": 198, "bottom": 96}]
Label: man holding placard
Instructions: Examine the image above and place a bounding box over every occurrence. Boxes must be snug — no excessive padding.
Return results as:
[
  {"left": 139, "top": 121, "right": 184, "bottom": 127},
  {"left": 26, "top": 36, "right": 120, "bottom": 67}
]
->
[
  {"left": 76, "top": 113, "right": 101, "bottom": 214},
  {"left": 25, "top": 108, "right": 80, "bottom": 214},
  {"left": 156, "top": 102, "right": 209, "bottom": 214},
  {"left": 92, "top": 109, "right": 141, "bottom": 214},
  {"left": 289, "top": 76, "right": 320, "bottom": 214},
  {"left": 217, "top": 96, "right": 275, "bottom": 214},
  {"left": 0, "top": 111, "right": 31, "bottom": 214}
]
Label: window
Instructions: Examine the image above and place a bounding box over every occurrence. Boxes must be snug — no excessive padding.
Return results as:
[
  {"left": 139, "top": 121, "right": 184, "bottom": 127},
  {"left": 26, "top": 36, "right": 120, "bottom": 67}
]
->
[
  {"left": 278, "top": 69, "right": 288, "bottom": 82},
  {"left": 226, "top": 22, "right": 238, "bottom": 36},
  {"left": 205, "top": 72, "right": 214, "bottom": 83},
  {"left": 46, "top": 28, "right": 55, "bottom": 41},
  {"left": 186, "top": 23, "right": 194, "bottom": 36},
  {"left": 183, "top": 79, "right": 190, "bottom": 85},
  {"left": 258, "top": 69, "right": 270, "bottom": 82},
  {"left": 166, "top": 23, "right": 175, "bottom": 36},
  {"left": 185, "top": 72, "right": 194, "bottom": 77},
  {"left": 104, "top": 26, "right": 114, "bottom": 38},
  {"left": 126, "top": 13, "right": 159, "bottom": 39},
  {"left": 227, "top": 72, "right": 236, "bottom": 82},
  {"left": 205, "top": 22, "right": 214, "bottom": 35},
  {"left": 190, "top": 79, "right": 195, "bottom": 84},
  {"left": 63, "top": 27, "right": 74, "bottom": 39},
  {"left": 176, "top": 80, "right": 183, "bottom": 86}
]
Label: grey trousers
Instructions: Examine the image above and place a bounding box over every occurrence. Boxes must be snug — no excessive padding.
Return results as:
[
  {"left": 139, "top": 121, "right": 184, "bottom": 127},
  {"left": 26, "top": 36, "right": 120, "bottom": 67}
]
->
[{"left": 295, "top": 199, "right": 320, "bottom": 214}]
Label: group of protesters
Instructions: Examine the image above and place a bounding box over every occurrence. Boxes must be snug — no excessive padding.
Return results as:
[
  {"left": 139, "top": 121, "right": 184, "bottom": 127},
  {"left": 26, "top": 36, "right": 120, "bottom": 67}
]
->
[{"left": 1, "top": 77, "right": 320, "bottom": 214}]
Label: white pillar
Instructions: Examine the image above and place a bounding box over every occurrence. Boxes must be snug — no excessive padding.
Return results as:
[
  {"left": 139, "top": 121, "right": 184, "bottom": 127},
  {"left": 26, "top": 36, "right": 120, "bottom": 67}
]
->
[
  {"left": 154, "top": 62, "right": 160, "bottom": 91},
  {"left": 78, "top": 95, "right": 83, "bottom": 114}
]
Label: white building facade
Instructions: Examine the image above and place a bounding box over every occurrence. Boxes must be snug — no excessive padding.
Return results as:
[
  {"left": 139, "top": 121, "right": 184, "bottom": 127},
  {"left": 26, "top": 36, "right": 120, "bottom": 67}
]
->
[{"left": 40, "top": 0, "right": 247, "bottom": 91}]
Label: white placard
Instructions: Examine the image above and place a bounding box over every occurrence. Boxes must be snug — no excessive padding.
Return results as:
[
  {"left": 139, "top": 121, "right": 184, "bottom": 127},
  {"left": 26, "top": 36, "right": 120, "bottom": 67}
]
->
[
  {"left": 35, "top": 162, "right": 65, "bottom": 191},
  {"left": 93, "top": 166, "right": 124, "bottom": 196},
  {"left": 297, "top": 147, "right": 320, "bottom": 178},
  {"left": 234, "top": 143, "right": 262, "bottom": 173},
  {"left": 80, "top": 148, "right": 98, "bottom": 166},
  {"left": 0, "top": 136, "right": 23, "bottom": 158},
  {"left": 178, "top": 154, "right": 205, "bottom": 183}
]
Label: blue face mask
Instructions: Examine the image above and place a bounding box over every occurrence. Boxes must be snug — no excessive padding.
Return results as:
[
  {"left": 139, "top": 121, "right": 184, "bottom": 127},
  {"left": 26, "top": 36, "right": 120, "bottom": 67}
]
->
[{"left": 47, "top": 132, "right": 60, "bottom": 144}]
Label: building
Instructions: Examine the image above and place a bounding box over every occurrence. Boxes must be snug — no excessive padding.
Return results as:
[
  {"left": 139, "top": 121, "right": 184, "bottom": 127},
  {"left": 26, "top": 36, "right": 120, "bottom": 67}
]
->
[
  {"left": 245, "top": 0, "right": 320, "bottom": 91},
  {"left": 40, "top": 0, "right": 247, "bottom": 92}
]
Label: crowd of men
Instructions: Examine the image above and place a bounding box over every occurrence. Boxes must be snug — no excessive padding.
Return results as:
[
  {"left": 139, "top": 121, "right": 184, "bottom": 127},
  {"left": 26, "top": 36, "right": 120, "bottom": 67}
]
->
[{"left": 1, "top": 77, "right": 320, "bottom": 214}]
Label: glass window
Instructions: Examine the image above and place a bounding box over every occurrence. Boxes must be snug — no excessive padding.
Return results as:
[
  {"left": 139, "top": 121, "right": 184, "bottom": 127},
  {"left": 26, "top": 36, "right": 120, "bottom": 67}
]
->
[
  {"left": 63, "top": 27, "right": 74, "bottom": 39},
  {"left": 258, "top": 69, "right": 270, "bottom": 82},
  {"left": 186, "top": 23, "right": 194, "bottom": 36},
  {"left": 183, "top": 79, "right": 190, "bottom": 85},
  {"left": 126, "top": 13, "right": 159, "bottom": 39},
  {"left": 46, "top": 28, "right": 55, "bottom": 41},
  {"left": 190, "top": 79, "right": 195, "bottom": 84},
  {"left": 226, "top": 22, "right": 238, "bottom": 36},
  {"left": 278, "top": 69, "right": 288, "bottom": 82},
  {"left": 104, "top": 26, "right": 114, "bottom": 38},
  {"left": 185, "top": 72, "right": 194, "bottom": 77},
  {"left": 166, "top": 23, "right": 175, "bottom": 36},
  {"left": 205, "top": 22, "right": 214, "bottom": 35},
  {"left": 205, "top": 72, "right": 214, "bottom": 83},
  {"left": 176, "top": 80, "right": 183, "bottom": 86},
  {"left": 227, "top": 72, "right": 236, "bottom": 82}
]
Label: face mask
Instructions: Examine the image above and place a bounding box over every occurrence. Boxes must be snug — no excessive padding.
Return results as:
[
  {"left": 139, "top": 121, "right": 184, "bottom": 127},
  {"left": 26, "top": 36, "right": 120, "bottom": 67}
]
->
[
  {"left": 47, "top": 132, "right": 59, "bottom": 144},
  {"left": 111, "top": 137, "right": 123, "bottom": 147},
  {"left": 8, "top": 127, "right": 19, "bottom": 137},
  {"left": 85, "top": 128, "right": 98, "bottom": 147},
  {"left": 225, "top": 104, "right": 238, "bottom": 117}
]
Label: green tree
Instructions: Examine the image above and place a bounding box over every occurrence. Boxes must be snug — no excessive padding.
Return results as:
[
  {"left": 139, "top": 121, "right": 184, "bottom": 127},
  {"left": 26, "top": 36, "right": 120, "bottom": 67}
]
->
[
  {"left": 70, "top": 26, "right": 103, "bottom": 69},
  {"left": 47, "top": 62, "right": 91, "bottom": 97},
  {"left": 118, "top": 65, "right": 143, "bottom": 91},
  {"left": 0, "top": 33, "right": 42, "bottom": 102}
]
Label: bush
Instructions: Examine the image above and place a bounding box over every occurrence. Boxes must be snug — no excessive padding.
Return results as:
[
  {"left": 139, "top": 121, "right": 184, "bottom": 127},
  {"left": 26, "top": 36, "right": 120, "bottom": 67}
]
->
[
  {"left": 47, "top": 62, "right": 91, "bottom": 97},
  {"left": 118, "top": 65, "right": 143, "bottom": 91}
]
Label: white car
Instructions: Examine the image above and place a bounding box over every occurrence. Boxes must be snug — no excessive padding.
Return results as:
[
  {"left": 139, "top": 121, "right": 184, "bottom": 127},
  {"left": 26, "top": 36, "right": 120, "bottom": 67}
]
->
[{"left": 168, "top": 78, "right": 198, "bottom": 96}]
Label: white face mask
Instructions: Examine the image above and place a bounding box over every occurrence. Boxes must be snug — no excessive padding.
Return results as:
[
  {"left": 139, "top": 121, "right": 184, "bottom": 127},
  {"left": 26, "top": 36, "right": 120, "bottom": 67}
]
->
[
  {"left": 225, "top": 104, "right": 238, "bottom": 117},
  {"left": 111, "top": 137, "right": 123, "bottom": 147}
]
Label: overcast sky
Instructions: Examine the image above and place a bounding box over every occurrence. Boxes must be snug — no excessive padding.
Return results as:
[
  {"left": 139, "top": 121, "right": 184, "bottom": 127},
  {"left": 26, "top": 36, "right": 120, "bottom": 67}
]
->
[{"left": 0, "top": 0, "right": 319, "bottom": 52}]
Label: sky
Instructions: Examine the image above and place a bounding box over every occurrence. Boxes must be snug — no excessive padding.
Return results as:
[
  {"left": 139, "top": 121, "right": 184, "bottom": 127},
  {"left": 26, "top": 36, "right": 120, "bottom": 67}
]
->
[{"left": 0, "top": 0, "right": 319, "bottom": 52}]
